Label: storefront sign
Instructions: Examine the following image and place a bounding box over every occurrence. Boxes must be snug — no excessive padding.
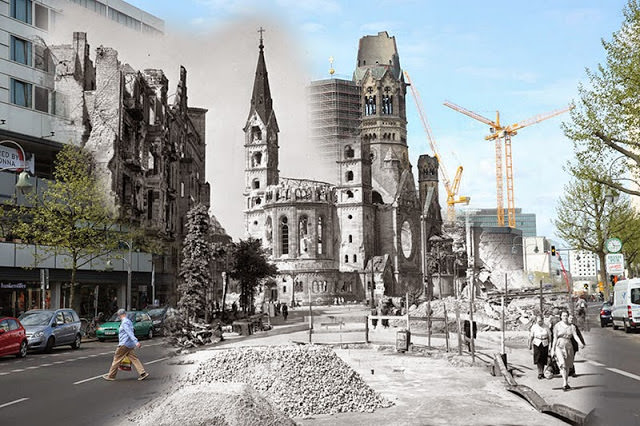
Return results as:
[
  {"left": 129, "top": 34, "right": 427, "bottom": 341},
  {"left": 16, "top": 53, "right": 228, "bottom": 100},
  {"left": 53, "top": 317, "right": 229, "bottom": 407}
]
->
[
  {"left": 0, "top": 143, "right": 35, "bottom": 174},
  {"left": 1, "top": 283, "right": 26, "bottom": 289},
  {"left": 606, "top": 253, "right": 625, "bottom": 275}
]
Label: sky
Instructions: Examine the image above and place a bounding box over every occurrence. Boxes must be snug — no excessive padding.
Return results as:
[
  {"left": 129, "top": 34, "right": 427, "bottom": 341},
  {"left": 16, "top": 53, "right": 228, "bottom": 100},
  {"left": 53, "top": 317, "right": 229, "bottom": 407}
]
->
[{"left": 108, "top": 0, "right": 628, "bottom": 240}]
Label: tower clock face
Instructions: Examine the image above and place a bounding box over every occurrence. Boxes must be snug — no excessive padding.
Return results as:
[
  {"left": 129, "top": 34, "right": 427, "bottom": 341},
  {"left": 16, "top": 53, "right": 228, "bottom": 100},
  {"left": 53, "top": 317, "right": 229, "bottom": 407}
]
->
[{"left": 401, "top": 220, "right": 413, "bottom": 258}]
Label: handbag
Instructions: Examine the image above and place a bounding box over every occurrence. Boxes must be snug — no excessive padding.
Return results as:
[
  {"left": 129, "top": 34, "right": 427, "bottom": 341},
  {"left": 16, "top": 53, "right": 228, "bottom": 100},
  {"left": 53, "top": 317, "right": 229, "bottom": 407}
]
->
[{"left": 119, "top": 355, "right": 132, "bottom": 371}]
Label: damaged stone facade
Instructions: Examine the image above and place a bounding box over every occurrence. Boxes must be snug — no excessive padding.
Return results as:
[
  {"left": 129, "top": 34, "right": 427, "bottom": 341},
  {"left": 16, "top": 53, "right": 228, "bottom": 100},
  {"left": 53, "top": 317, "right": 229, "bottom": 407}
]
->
[{"left": 51, "top": 32, "right": 210, "bottom": 304}]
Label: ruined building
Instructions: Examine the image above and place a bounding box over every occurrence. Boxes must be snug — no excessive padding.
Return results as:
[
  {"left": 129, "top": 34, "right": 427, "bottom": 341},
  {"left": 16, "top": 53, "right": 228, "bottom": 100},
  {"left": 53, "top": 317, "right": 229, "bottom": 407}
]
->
[
  {"left": 50, "top": 32, "right": 210, "bottom": 307},
  {"left": 244, "top": 32, "right": 441, "bottom": 305}
]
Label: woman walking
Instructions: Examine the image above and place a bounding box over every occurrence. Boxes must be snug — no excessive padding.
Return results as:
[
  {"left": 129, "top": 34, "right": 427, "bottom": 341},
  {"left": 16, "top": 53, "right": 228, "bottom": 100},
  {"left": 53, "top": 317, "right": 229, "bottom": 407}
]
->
[
  {"left": 528, "top": 315, "right": 552, "bottom": 379},
  {"left": 551, "top": 311, "right": 584, "bottom": 391}
]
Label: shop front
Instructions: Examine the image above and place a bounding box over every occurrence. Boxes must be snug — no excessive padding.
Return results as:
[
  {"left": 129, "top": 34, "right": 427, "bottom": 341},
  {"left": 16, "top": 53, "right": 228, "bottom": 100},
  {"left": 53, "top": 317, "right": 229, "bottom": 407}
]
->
[{"left": 0, "top": 281, "right": 50, "bottom": 317}]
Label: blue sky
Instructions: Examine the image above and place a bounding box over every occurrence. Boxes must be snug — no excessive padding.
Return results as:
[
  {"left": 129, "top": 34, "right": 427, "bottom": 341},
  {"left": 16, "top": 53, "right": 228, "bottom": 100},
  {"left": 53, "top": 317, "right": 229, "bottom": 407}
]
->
[{"left": 126, "top": 0, "right": 629, "bottom": 240}]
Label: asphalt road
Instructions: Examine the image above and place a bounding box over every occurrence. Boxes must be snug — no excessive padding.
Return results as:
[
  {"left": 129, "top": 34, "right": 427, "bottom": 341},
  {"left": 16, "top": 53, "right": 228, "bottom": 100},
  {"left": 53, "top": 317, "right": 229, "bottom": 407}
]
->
[
  {"left": 0, "top": 338, "right": 179, "bottom": 426},
  {"left": 584, "top": 302, "right": 640, "bottom": 426}
]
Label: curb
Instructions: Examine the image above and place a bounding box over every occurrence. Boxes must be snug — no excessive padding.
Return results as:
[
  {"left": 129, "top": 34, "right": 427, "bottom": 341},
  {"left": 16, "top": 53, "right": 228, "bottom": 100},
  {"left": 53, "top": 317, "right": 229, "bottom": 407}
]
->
[{"left": 491, "top": 353, "right": 594, "bottom": 425}]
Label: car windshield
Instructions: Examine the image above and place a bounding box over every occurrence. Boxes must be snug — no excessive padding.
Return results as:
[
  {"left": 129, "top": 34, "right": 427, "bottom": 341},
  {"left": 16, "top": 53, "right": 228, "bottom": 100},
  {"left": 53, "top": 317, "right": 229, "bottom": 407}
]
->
[
  {"left": 19, "top": 311, "right": 53, "bottom": 326},
  {"left": 147, "top": 308, "right": 165, "bottom": 320},
  {"left": 602, "top": 302, "right": 611, "bottom": 308},
  {"left": 107, "top": 312, "right": 136, "bottom": 322}
]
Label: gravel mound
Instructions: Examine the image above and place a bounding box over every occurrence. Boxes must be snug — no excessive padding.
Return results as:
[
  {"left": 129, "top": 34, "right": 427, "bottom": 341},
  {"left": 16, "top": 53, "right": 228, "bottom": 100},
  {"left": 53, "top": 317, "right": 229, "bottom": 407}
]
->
[
  {"left": 189, "top": 345, "right": 392, "bottom": 417},
  {"left": 131, "top": 382, "right": 294, "bottom": 426}
]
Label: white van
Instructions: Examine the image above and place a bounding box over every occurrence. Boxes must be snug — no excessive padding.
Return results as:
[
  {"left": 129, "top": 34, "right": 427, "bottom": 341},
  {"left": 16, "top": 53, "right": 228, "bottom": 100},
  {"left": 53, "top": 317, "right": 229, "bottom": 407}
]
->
[{"left": 611, "top": 278, "right": 640, "bottom": 333}]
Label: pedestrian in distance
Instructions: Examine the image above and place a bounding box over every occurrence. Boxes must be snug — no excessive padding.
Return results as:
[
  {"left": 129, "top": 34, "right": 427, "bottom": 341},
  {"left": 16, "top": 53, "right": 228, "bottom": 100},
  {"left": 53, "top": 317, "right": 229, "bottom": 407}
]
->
[
  {"left": 371, "top": 306, "right": 378, "bottom": 329},
  {"left": 568, "top": 314, "right": 586, "bottom": 377},
  {"left": 551, "top": 310, "right": 584, "bottom": 391},
  {"left": 281, "top": 303, "right": 288, "bottom": 321},
  {"left": 528, "top": 315, "right": 552, "bottom": 379},
  {"left": 103, "top": 309, "right": 149, "bottom": 382}
]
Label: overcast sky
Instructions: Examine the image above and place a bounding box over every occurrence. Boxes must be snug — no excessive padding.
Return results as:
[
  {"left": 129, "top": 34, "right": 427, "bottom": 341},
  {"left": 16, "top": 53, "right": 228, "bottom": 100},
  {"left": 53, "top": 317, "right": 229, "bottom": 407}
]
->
[{"left": 79, "top": 0, "right": 628, "bottom": 240}]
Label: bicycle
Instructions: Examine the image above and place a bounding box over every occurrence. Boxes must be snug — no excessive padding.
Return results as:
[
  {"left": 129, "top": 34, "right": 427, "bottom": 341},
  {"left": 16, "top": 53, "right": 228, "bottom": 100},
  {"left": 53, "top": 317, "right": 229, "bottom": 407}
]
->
[{"left": 80, "top": 312, "right": 104, "bottom": 338}]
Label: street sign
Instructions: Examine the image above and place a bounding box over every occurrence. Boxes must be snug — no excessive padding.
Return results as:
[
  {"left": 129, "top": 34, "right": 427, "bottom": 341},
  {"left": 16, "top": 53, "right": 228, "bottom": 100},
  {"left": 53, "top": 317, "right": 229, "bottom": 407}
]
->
[
  {"left": 606, "top": 238, "right": 623, "bottom": 253},
  {"left": 605, "top": 253, "right": 625, "bottom": 274}
]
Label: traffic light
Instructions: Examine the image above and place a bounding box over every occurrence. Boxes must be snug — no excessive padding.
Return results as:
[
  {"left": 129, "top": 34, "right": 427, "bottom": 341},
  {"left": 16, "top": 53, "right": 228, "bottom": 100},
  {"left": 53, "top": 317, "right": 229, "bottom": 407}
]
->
[
  {"left": 610, "top": 275, "right": 618, "bottom": 286},
  {"left": 551, "top": 245, "right": 556, "bottom": 256}
]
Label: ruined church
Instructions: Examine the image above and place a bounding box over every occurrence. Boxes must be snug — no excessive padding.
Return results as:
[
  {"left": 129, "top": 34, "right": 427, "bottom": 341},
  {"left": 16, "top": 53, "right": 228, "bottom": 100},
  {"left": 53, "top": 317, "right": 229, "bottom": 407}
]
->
[{"left": 243, "top": 31, "right": 442, "bottom": 305}]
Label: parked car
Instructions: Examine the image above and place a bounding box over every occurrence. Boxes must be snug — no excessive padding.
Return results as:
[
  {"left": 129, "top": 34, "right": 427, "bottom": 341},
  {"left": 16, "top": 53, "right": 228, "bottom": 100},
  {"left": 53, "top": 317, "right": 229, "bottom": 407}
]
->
[
  {"left": 96, "top": 311, "right": 154, "bottom": 341},
  {"left": 600, "top": 302, "right": 612, "bottom": 327},
  {"left": 144, "top": 306, "right": 178, "bottom": 336},
  {"left": 0, "top": 316, "right": 28, "bottom": 358},
  {"left": 612, "top": 278, "right": 640, "bottom": 333},
  {"left": 18, "top": 309, "right": 82, "bottom": 353}
]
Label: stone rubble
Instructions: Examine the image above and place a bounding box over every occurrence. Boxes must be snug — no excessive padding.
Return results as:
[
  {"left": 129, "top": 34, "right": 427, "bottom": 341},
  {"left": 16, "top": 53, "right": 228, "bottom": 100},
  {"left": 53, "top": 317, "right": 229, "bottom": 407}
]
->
[{"left": 189, "top": 345, "right": 392, "bottom": 417}]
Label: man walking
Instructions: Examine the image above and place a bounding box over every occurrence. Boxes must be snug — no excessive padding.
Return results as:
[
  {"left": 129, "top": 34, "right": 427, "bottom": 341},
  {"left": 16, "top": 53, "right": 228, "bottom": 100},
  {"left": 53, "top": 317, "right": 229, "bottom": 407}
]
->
[{"left": 103, "top": 309, "right": 149, "bottom": 381}]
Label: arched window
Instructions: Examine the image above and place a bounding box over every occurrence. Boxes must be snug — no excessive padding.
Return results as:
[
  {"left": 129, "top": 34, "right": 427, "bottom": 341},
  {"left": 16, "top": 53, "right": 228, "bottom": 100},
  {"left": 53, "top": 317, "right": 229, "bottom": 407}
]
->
[
  {"left": 253, "top": 152, "right": 262, "bottom": 166},
  {"left": 372, "top": 191, "right": 384, "bottom": 205},
  {"left": 255, "top": 197, "right": 261, "bottom": 205},
  {"left": 344, "top": 145, "right": 354, "bottom": 159},
  {"left": 299, "top": 215, "right": 309, "bottom": 254},
  {"left": 253, "top": 179, "right": 260, "bottom": 189},
  {"left": 344, "top": 254, "right": 349, "bottom": 263},
  {"left": 346, "top": 171, "right": 354, "bottom": 182},
  {"left": 382, "top": 94, "right": 393, "bottom": 115},
  {"left": 281, "top": 216, "right": 289, "bottom": 255},
  {"left": 317, "top": 216, "right": 323, "bottom": 255},
  {"left": 346, "top": 190, "right": 354, "bottom": 199},
  {"left": 251, "top": 126, "right": 262, "bottom": 142},
  {"left": 353, "top": 254, "right": 357, "bottom": 263},
  {"left": 364, "top": 95, "right": 376, "bottom": 116}
]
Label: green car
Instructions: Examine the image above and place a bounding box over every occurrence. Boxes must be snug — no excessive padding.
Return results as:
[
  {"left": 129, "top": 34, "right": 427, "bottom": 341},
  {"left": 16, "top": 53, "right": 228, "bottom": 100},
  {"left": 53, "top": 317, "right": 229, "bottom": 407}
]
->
[{"left": 96, "top": 311, "right": 154, "bottom": 342}]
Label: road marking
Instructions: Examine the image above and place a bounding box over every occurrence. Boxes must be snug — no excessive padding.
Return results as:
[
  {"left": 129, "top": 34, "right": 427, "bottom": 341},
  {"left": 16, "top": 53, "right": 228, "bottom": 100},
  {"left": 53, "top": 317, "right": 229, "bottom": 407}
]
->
[
  {"left": 0, "top": 372, "right": 10, "bottom": 376},
  {"left": 25, "top": 366, "right": 39, "bottom": 370},
  {"left": 587, "top": 360, "right": 605, "bottom": 367},
  {"left": 10, "top": 369, "right": 24, "bottom": 373},
  {"left": 0, "top": 398, "right": 28, "bottom": 409},
  {"left": 53, "top": 361, "right": 64, "bottom": 364},
  {"left": 73, "top": 374, "right": 105, "bottom": 385},
  {"left": 147, "top": 357, "right": 169, "bottom": 365},
  {"left": 607, "top": 367, "right": 640, "bottom": 382},
  {"left": 76, "top": 356, "right": 88, "bottom": 360},
  {"left": 40, "top": 363, "right": 53, "bottom": 367}
]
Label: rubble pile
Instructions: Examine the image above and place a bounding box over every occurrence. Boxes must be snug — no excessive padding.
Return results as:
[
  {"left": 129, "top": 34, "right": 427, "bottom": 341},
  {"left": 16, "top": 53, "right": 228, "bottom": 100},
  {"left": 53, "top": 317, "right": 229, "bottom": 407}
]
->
[
  {"left": 190, "top": 346, "right": 392, "bottom": 417},
  {"left": 409, "top": 295, "right": 567, "bottom": 332},
  {"left": 166, "top": 317, "right": 223, "bottom": 348},
  {"left": 131, "top": 383, "right": 295, "bottom": 426}
]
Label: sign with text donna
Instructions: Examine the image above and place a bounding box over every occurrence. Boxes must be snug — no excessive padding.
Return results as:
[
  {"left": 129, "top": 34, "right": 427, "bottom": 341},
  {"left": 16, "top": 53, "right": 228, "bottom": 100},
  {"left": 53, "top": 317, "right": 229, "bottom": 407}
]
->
[{"left": 605, "top": 253, "right": 625, "bottom": 275}]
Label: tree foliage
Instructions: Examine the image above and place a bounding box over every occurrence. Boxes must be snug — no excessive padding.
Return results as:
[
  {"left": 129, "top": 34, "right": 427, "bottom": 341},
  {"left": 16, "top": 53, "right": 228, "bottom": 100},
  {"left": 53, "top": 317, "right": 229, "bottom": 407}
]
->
[
  {"left": 12, "top": 145, "right": 124, "bottom": 309},
  {"left": 554, "top": 164, "right": 640, "bottom": 295},
  {"left": 177, "top": 204, "right": 213, "bottom": 321},
  {"left": 564, "top": 0, "right": 640, "bottom": 195},
  {"left": 228, "top": 237, "right": 277, "bottom": 313}
]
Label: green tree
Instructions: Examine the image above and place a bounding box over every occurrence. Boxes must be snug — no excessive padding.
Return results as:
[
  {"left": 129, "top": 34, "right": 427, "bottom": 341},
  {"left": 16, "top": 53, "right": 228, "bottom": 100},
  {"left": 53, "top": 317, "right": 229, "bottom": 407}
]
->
[
  {"left": 554, "top": 166, "right": 640, "bottom": 298},
  {"left": 229, "top": 237, "right": 277, "bottom": 313},
  {"left": 12, "top": 145, "right": 124, "bottom": 310},
  {"left": 564, "top": 0, "right": 640, "bottom": 195},
  {"left": 177, "top": 204, "right": 213, "bottom": 322}
]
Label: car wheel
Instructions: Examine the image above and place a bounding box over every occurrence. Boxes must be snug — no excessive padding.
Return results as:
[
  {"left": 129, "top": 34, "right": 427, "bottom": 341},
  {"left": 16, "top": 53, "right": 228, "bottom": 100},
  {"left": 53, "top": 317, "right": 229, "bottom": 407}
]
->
[
  {"left": 147, "top": 328, "right": 153, "bottom": 340},
  {"left": 624, "top": 319, "right": 631, "bottom": 333},
  {"left": 98, "top": 338, "right": 105, "bottom": 342},
  {"left": 71, "top": 334, "right": 81, "bottom": 349},
  {"left": 601, "top": 319, "right": 606, "bottom": 328},
  {"left": 44, "top": 337, "right": 55, "bottom": 353},
  {"left": 16, "top": 340, "right": 27, "bottom": 358}
]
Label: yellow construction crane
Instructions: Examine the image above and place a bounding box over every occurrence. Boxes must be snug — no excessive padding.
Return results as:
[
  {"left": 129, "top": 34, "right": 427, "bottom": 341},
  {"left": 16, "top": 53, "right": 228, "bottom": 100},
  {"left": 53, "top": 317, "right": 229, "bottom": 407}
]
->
[
  {"left": 443, "top": 100, "right": 572, "bottom": 228},
  {"left": 404, "top": 71, "right": 469, "bottom": 223}
]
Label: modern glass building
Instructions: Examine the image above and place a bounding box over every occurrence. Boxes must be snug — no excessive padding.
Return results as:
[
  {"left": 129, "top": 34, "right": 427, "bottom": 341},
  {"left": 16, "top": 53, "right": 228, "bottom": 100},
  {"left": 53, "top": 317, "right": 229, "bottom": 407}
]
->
[{"left": 460, "top": 208, "right": 537, "bottom": 237}]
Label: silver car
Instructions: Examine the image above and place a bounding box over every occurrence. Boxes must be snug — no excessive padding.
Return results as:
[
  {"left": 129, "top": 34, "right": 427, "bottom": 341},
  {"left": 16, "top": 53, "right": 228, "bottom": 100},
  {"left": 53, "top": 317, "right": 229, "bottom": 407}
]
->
[{"left": 19, "top": 309, "right": 82, "bottom": 353}]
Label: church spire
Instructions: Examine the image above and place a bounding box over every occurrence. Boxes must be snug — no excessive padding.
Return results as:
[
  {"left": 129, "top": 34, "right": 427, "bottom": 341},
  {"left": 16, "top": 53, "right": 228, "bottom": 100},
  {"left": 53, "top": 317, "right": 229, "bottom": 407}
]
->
[{"left": 250, "top": 27, "right": 273, "bottom": 125}]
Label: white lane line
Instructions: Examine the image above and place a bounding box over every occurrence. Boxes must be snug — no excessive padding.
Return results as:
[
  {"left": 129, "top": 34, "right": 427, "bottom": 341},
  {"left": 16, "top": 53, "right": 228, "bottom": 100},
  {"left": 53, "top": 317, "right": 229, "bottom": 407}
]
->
[
  {"left": 76, "top": 356, "right": 88, "bottom": 360},
  {"left": 147, "top": 357, "right": 169, "bottom": 365},
  {"left": 587, "top": 360, "right": 605, "bottom": 367},
  {"left": 0, "top": 398, "right": 29, "bottom": 409},
  {"left": 10, "top": 369, "right": 24, "bottom": 373},
  {"left": 0, "top": 372, "right": 10, "bottom": 376},
  {"left": 53, "top": 361, "right": 64, "bottom": 364},
  {"left": 73, "top": 374, "right": 105, "bottom": 385},
  {"left": 25, "top": 366, "right": 39, "bottom": 370},
  {"left": 40, "top": 363, "right": 53, "bottom": 367},
  {"left": 607, "top": 367, "right": 640, "bottom": 381}
]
